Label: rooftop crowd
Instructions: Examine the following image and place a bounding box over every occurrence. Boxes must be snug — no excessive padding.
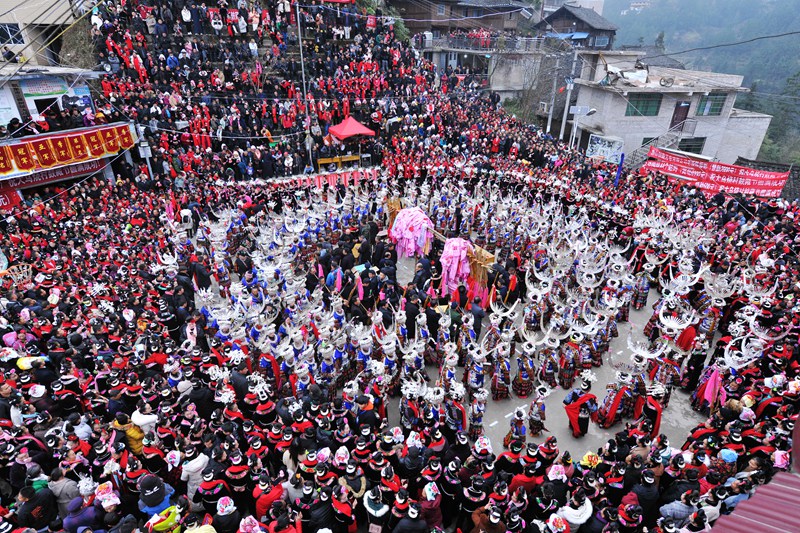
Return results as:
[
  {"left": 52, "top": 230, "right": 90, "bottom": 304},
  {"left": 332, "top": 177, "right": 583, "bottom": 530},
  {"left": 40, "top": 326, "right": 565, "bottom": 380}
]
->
[{"left": 0, "top": 1, "right": 798, "bottom": 533}]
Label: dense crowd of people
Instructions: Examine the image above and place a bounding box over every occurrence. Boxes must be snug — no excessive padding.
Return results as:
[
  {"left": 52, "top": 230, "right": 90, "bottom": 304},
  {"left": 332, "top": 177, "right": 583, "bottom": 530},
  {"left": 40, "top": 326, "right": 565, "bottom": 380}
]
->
[{"left": 0, "top": 1, "right": 798, "bottom": 533}]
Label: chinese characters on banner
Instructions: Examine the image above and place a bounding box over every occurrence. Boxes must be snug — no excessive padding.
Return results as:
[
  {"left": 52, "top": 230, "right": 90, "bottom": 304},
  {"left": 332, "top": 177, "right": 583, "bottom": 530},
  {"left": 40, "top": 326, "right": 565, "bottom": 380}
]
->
[
  {"left": 0, "top": 159, "right": 107, "bottom": 209},
  {"left": 641, "top": 147, "right": 789, "bottom": 198},
  {"left": 0, "top": 124, "right": 136, "bottom": 178}
]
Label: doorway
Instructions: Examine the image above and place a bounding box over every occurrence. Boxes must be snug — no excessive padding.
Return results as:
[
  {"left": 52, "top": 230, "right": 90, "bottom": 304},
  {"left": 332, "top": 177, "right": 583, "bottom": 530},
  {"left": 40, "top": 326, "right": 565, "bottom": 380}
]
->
[
  {"left": 670, "top": 100, "right": 690, "bottom": 129},
  {"left": 33, "top": 97, "right": 59, "bottom": 116}
]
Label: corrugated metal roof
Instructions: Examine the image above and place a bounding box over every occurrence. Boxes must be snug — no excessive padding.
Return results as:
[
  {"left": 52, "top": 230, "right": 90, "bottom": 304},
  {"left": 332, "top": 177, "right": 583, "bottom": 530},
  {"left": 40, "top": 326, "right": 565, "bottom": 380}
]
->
[{"left": 712, "top": 472, "right": 800, "bottom": 532}]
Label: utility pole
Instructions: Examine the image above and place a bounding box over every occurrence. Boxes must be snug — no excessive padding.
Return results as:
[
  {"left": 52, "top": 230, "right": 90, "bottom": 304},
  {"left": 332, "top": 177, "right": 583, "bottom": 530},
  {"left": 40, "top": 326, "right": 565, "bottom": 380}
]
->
[
  {"left": 295, "top": 1, "right": 313, "bottom": 170},
  {"left": 559, "top": 48, "right": 579, "bottom": 140},
  {"left": 546, "top": 55, "right": 560, "bottom": 135}
]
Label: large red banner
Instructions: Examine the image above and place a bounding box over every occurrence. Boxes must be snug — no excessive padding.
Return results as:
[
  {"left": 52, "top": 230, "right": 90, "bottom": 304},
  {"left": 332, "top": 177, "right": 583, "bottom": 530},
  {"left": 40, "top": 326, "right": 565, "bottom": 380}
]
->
[
  {"left": 641, "top": 147, "right": 789, "bottom": 197},
  {"left": 0, "top": 124, "right": 136, "bottom": 179}
]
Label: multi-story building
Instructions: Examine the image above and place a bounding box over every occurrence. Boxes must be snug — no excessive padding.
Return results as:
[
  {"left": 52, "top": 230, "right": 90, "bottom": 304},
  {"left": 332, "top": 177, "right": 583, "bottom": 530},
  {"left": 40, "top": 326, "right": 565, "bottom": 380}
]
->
[
  {"left": 0, "top": 0, "right": 80, "bottom": 66},
  {"left": 572, "top": 50, "right": 772, "bottom": 165},
  {"left": 534, "top": 4, "right": 617, "bottom": 50}
]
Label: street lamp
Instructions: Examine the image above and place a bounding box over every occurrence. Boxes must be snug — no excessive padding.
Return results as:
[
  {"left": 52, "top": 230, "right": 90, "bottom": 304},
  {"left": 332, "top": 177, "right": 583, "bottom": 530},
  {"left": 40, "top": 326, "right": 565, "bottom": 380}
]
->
[{"left": 570, "top": 107, "right": 596, "bottom": 149}]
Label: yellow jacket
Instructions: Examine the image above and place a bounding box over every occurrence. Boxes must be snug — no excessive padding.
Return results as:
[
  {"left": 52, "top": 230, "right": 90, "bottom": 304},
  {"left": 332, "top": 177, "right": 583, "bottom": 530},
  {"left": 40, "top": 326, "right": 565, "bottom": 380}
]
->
[{"left": 113, "top": 420, "right": 145, "bottom": 455}]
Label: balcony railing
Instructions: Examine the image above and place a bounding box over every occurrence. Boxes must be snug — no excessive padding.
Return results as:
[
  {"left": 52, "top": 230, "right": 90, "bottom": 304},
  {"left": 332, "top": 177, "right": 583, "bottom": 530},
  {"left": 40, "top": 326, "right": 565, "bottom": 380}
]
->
[{"left": 417, "top": 35, "right": 545, "bottom": 53}]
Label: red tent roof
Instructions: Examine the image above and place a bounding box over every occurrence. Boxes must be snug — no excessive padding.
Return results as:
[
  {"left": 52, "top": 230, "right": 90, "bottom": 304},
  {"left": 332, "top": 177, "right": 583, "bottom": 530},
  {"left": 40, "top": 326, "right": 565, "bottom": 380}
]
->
[{"left": 329, "top": 116, "right": 375, "bottom": 140}]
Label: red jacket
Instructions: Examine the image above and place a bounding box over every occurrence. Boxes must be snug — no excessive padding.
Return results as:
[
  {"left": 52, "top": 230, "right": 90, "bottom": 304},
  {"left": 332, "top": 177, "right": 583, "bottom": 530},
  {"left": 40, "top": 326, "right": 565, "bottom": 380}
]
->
[{"left": 253, "top": 484, "right": 284, "bottom": 521}]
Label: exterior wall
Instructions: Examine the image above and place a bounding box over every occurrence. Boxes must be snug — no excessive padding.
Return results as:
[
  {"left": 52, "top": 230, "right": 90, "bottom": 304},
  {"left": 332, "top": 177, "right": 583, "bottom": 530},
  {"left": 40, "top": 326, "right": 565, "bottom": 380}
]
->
[
  {"left": 489, "top": 55, "right": 542, "bottom": 95},
  {"left": 397, "top": 0, "right": 522, "bottom": 34},
  {"left": 716, "top": 114, "right": 772, "bottom": 164},
  {"left": 0, "top": 85, "right": 17, "bottom": 125},
  {"left": 575, "top": 86, "right": 769, "bottom": 164},
  {"left": 0, "top": 0, "right": 76, "bottom": 65}
]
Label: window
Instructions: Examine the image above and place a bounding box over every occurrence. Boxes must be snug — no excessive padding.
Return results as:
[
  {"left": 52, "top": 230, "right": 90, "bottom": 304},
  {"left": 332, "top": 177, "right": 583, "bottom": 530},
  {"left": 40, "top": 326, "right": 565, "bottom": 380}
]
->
[
  {"left": 0, "top": 24, "right": 23, "bottom": 45},
  {"left": 437, "top": 5, "right": 445, "bottom": 16},
  {"left": 642, "top": 137, "right": 657, "bottom": 146},
  {"left": 593, "top": 35, "right": 610, "bottom": 48},
  {"left": 625, "top": 94, "right": 662, "bottom": 116},
  {"left": 678, "top": 137, "right": 706, "bottom": 154},
  {"left": 696, "top": 93, "right": 727, "bottom": 116}
]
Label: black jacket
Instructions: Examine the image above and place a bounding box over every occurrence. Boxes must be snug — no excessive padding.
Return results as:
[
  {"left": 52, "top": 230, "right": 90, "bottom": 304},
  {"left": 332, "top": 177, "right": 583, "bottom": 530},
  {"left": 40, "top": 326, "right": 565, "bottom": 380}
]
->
[
  {"left": 17, "top": 488, "right": 58, "bottom": 529},
  {"left": 392, "top": 516, "right": 428, "bottom": 533}
]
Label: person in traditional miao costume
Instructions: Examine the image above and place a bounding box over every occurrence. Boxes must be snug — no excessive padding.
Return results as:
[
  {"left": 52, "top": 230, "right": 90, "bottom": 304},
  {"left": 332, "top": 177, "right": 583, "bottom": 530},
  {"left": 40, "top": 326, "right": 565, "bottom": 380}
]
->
[
  {"left": 443, "top": 382, "right": 468, "bottom": 443},
  {"left": 318, "top": 342, "right": 337, "bottom": 401},
  {"left": 578, "top": 335, "right": 594, "bottom": 370},
  {"left": 482, "top": 313, "right": 503, "bottom": 353},
  {"left": 355, "top": 335, "right": 373, "bottom": 375},
  {"left": 539, "top": 338, "right": 560, "bottom": 389},
  {"left": 334, "top": 331, "right": 354, "bottom": 387},
  {"left": 632, "top": 264, "right": 655, "bottom": 311},
  {"left": 382, "top": 338, "right": 401, "bottom": 397},
  {"left": 468, "top": 387, "right": 488, "bottom": 441},
  {"left": 503, "top": 408, "right": 527, "bottom": 448},
  {"left": 371, "top": 310, "right": 387, "bottom": 343},
  {"left": 416, "top": 313, "right": 436, "bottom": 365},
  {"left": 214, "top": 252, "right": 233, "bottom": 298},
  {"left": 697, "top": 303, "right": 721, "bottom": 345},
  {"left": 589, "top": 328, "right": 606, "bottom": 367},
  {"left": 439, "top": 349, "right": 458, "bottom": 391},
  {"left": 617, "top": 279, "right": 634, "bottom": 323},
  {"left": 523, "top": 300, "right": 543, "bottom": 332},
  {"left": 558, "top": 333, "right": 582, "bottom": 389},
  {"left": 459, "top": 313, "right": 477, "bottom": 366},
  {"left": 528, "top": 386, "right": 549, "bottom": 437},
  {"left": 399, "top": 378, "right": 424, "bottom": 434},
  {"left": 435, "top": 313, "right": 452, "bottom": 367},
  {"left": 492, "top": 343, "right": 512, "bottom": 401},
  {"left": 628, "top": 356, "right": 649, "bottom": 419},
  {"left": 512, "top": 345, "right": 535, "bottom": 398},
  {"left": 650, "top": 355, "right": 682, "bottom": 408},
  {"left": 642, "top": 297, "right": 667, "bottom": 342},
  {"left": 394, "top": 309, "right": 408, "bottom": 346},
  {"left": 596, "top": 372, "right": 632, "bottom": 429},
  {"left": 466, "top": 345, "right": 488, "bottom": 399}
]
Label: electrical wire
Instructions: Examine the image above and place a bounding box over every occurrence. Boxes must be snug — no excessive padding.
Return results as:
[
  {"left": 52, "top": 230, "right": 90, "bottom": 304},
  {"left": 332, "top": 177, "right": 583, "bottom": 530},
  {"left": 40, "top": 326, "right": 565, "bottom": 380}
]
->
[
  {"left": 2, "top": 139, "right": 132, "bottom": 220},
  {"left": 1, "top": 1, "right": 75, "bottom": 49},
  {"left": 0, "top": 1, "right": 99, "bottom": 88}
]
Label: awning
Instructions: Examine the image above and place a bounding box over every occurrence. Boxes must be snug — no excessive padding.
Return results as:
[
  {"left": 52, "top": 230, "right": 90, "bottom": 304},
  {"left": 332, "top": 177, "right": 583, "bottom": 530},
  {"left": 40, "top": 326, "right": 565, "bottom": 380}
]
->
[
  {"left": 571, "top": 32, "right": 589, "bottom": 39},
  {"left": 329, "top": 117, "right": 376, "bottom": 141}
]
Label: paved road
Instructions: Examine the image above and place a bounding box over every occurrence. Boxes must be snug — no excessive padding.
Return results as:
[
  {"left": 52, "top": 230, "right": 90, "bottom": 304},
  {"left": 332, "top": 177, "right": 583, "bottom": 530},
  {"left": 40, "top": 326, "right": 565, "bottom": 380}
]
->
[{"left": 392, "top": 256, "right": 704, "bottom": 457}]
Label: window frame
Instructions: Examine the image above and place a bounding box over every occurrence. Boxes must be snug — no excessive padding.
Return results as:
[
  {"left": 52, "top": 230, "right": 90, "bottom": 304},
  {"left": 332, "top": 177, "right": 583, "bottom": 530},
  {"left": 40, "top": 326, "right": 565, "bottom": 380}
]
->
[
  {"left": 594, "top": 35, "right": 610, "bottom": 48},
  {"left": 696, "top": 93, "right": 727, "bottom": 116},
  {"left": 677, "top": 137, "right": 707, "bottom": 154},
  {"left": 436, "top": 4, "right": 446, "bottom": 16},
  {"left": 0, "top": 23, "right": 23, "bottom": 45},
  {"left": 625, "top": 93, "right": 663, "bottom": 117}
]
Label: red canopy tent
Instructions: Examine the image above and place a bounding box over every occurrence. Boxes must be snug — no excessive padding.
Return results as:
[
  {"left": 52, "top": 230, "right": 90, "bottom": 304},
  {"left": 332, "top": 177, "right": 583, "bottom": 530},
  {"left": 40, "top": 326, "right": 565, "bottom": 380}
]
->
[
  {"left": 329, "top": 116, "right": 376, "bottom": 140},
  {"left": 328, "top": 117, "right": 376, "bottom": 168}
]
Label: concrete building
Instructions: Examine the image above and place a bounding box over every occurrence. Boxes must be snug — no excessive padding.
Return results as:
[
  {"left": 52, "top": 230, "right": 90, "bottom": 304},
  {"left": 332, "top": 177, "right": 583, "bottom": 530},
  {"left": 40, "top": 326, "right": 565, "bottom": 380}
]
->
[
  {"left": 571, "top": 50, "right": 772, "bottom": 165},
  {"left": 542, "top": 0, "right": 605, "bottom": 17},
  {"left": 0, "top": 0, "right": 79, "bottom": 66},
  {"left": 392, "top": 0, "right": 531, "bottom": 37},
  {"left": 0, "top": 64, "right": 100, "bottom": 126},
  {"left": 534, "top": 4, "right": 617, "bottom": 50}
]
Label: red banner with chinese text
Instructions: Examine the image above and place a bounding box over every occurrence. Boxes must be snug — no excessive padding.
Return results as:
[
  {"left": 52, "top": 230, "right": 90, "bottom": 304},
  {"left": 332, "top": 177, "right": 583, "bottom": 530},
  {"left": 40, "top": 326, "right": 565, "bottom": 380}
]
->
[
  {"left": 0, "top": 124, "right": 136, "bottom": 178},
  {"left": 641, "top": 147, "right": 788, "bottom": 198}
]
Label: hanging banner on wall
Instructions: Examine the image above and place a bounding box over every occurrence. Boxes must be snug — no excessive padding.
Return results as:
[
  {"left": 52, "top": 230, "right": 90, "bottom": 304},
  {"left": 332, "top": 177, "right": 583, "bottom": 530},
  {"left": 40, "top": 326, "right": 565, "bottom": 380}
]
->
[
  {"left": 641, "top": 147, "right": 789, "bottom": 197},
  {"left": 0, "top": 124, "right": 136, "bottom": 180}
]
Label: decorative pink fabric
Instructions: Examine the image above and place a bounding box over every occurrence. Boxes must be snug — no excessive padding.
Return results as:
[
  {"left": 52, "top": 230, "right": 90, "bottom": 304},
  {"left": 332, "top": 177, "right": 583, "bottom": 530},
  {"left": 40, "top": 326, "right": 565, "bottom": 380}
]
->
[
  {"left": 390, "top": 207, "right": 433, "bottom": 258},
  {"left": 440, "top": 238, "right": 473, "bottom": 296}
]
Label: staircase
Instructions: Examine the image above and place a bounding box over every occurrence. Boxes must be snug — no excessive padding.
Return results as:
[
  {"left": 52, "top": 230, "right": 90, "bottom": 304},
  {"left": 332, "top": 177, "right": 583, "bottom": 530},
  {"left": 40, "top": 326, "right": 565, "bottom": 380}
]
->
[{"left": 624, "top": 120, "right": 694, "bottom": 170}]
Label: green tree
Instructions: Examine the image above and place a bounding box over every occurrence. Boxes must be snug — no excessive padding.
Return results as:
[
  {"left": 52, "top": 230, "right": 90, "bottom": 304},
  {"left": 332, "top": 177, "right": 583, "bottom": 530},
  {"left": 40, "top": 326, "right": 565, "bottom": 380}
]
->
[{"left": 654, "top": 31, "right": 665, "bottom": 51}]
